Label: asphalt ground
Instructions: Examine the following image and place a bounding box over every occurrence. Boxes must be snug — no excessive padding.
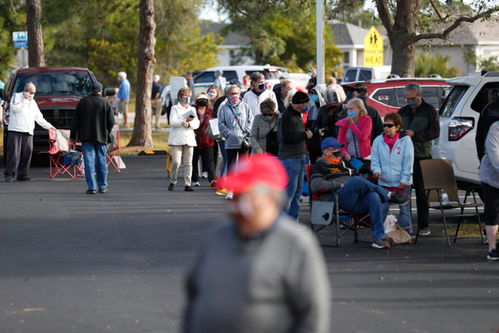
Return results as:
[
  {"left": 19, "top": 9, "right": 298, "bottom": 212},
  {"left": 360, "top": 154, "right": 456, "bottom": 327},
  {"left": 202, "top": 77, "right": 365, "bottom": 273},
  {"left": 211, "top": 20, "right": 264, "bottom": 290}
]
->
[{"left": 0, "top": 155, "right": 497, "bottom": 333}]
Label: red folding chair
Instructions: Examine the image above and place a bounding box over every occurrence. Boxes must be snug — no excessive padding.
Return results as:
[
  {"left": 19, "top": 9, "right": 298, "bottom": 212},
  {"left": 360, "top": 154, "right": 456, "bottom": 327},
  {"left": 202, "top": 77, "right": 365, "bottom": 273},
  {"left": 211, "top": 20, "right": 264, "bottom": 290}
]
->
[
  {"left": 107, "top": 125, "right": 122, "bottom": 172},
  {"left": 48, "top": 128, "right": 85, "bottom": 179}
]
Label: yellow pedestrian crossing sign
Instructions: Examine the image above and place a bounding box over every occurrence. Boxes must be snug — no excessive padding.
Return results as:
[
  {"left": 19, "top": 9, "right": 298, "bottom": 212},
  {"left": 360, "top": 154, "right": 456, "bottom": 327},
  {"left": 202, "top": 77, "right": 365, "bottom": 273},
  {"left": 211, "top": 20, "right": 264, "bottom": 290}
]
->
[{"left": 364, "top": 26, "right": 384, "bottom": 67}]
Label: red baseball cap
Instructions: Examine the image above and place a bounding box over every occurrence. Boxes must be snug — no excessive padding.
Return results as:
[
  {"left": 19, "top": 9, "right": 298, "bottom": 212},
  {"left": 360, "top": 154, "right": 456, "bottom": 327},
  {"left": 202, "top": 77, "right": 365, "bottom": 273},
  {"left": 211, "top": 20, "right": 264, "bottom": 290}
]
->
[{"left": 217, "top": 153, "right": 288, "bottom": 194}]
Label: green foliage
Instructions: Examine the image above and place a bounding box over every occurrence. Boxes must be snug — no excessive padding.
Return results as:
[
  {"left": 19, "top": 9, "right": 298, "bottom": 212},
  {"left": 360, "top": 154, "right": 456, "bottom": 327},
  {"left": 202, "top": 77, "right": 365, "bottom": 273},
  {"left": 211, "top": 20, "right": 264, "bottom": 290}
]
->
[
  {"left": 0, "top": 0, "right": 26, "bottom": 80},
  {"left": 478, "top": 56, "right": 499, "bottom": 72},
  {"left": 415, "top": 52, "right": 460, "bottom": 78},
  {"left": 218, "top": 0, "right": 342, "bottom": 73}
]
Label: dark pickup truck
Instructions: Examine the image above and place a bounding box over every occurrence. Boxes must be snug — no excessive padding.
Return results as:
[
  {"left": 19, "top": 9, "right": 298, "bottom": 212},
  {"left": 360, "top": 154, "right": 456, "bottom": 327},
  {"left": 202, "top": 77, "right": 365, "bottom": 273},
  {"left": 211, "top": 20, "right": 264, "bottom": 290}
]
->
[{"left": 2, "top": 67, "right": 99, "bottom": 154}]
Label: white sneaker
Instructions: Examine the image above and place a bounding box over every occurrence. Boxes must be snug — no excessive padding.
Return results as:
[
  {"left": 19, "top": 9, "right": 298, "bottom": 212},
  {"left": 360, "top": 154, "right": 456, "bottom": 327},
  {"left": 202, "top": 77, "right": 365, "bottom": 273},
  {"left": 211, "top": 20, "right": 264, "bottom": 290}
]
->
[
  {"left": 202, "top": 172, "right": 208, "bottom": 179},
  {"left": 225, "top": 192, "right": 233, "bottom": 200},
  {"left": 192, "top": 181, "right": 200, "bottom": 187}
]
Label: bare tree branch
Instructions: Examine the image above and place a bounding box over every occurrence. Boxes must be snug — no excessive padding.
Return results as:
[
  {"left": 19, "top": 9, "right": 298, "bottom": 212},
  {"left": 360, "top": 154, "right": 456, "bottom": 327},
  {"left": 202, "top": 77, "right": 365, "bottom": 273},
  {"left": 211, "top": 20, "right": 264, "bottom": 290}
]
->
[
  {"left": 428, "top": 0, "right": 449, "bottom": 22},
  {"left": 375, "top": 0, "right": 394, "bottom": 34},
  {"left": 410, "top": 6, "right": 499, "bottom": 43}
]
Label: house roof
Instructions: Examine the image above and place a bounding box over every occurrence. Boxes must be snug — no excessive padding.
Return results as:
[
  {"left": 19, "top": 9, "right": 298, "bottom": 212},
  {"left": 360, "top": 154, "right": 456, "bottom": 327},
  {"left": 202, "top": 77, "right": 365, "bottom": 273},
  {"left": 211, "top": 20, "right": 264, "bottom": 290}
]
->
[
  {"left": 429, "top": 17, "right": 499, "bottom": 45},
  {"left": 200, "top": 21, "right": 250, "bottom": 46}
]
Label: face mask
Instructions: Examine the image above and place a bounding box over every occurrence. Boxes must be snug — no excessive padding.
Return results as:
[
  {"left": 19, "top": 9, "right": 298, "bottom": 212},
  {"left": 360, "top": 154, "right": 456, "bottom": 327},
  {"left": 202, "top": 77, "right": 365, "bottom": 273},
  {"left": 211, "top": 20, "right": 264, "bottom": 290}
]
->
[
  {"left": 180, "top": 96, "right": 191, "bottom": 104},
  {"left": 407, "top": 99, "right": 420, "bottom": 109},
  {"left": 257, "top": 83, "right": 266, "bottom": 91},
  {"left": 348, "top": 111, "right": 357, "bottom": 118},
  {"left": 332, "top": 151, "right": 342, "bottom": 157},
  {"left": 207, "top": 91, "right": 217, "bottom": 99},
  {"left": 301, "top": 104, "right": 310, "bottom": 114},
  {"left": 310, "top": 94, "right": 319, "bottom": 103},
  {"left": 286, "top": 89, "right": 293, "bottom": 98},
  {"left": 229, "top": 95, "right": 240, "bottom": 104},
  {"left": 197, "top": 100, "right": 207, "bottom": 107}
]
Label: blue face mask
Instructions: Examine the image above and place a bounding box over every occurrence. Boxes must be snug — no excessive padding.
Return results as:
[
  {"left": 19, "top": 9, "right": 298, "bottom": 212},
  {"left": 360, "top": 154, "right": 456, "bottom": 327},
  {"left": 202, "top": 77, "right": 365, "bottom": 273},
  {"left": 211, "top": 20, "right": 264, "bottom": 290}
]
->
[
  {"left": 348, "top": 111, "right": 357, "bottom": 118},
  {"left": 310, "top": 94, "right": 319, "bottom": 103},
  {"left": 302, "top": 104, "right": 311, "bottom": 114}
]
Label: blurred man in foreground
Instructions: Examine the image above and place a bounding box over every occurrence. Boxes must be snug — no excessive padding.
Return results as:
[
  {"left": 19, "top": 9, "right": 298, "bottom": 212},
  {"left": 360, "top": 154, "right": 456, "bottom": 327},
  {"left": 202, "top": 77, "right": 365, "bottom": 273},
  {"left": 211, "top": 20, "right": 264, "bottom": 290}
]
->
[{"left": 183, "top": 153, "right": 331, "bottom": 333}]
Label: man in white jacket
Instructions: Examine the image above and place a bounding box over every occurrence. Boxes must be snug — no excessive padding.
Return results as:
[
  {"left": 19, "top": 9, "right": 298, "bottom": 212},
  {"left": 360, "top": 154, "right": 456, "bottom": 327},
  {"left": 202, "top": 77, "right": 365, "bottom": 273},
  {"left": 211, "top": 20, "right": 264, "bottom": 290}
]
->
[
  {"left": 4, "top": 82, "right": 54, "bottom": 182},
  {"left": 242, "top": 72, "right": 278, "bottom": 116}
]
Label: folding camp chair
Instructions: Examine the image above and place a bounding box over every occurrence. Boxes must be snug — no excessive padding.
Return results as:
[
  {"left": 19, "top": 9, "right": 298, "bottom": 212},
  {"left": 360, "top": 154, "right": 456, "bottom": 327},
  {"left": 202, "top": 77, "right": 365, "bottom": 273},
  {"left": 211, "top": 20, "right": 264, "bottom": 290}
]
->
[
  {"left": 415, "top": 159, "right": 484, "bottom": 247},
  {"left": 306, "top": 164, "right": 370, "bottom": 247},
  {"left": 107, "top": 125, "right": 123, "bottom": 172},
  {"left": 48, "top": 128, "right": 84, "bottom": 179}
]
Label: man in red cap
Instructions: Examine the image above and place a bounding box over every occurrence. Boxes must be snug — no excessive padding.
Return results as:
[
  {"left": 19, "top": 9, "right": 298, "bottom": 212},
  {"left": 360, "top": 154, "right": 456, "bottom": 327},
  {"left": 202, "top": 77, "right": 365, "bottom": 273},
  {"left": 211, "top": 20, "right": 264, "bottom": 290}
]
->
[{"left": 183, "top": 153, "right": 330, "bottom": 333}]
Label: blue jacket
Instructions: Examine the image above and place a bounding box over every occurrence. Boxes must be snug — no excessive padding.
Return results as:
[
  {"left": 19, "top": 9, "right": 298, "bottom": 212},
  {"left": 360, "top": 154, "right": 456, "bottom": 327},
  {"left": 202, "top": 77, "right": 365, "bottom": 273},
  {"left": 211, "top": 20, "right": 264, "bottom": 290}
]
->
[
  {"left": 371, "top": 132, "right": 414, "bottom": 187},
  {"left": 218, "top": 101, "right": 253, "bottom": 149},
  {"left": 117, "top": 79, "right": 130, "bottom": 100}
]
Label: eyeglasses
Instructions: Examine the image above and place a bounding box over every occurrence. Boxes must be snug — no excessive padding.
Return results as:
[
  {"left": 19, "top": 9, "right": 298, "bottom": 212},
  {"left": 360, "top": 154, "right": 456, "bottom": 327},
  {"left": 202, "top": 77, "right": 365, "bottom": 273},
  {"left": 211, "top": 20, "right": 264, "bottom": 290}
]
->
[{"left": 383, "top": 123, "right": 396, "bottom": 128}]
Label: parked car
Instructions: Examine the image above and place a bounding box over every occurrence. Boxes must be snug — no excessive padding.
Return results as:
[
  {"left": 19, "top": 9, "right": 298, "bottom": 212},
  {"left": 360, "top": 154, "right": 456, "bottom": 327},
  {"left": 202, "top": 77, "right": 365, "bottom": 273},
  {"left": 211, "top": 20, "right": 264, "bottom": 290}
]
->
[
  {"left": 432, "top": 71, "right": 499, "bottom": 186},
  {"left": 342, "top": 78, "right": 449, "bottom": 117},
  {"left": 2, "top": 67, "right": 99, "bottom": 155},
  {"left": 192, "top": 65, "right": 288, "bottom": 96},
  {"left": 342, "top": 66, "right": 393, "bottom": 83}
]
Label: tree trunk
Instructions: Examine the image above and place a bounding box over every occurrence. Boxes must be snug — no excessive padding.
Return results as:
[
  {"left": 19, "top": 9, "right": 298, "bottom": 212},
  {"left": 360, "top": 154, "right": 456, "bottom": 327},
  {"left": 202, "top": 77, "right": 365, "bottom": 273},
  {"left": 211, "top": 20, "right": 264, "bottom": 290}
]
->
[
  {"left": 128, "top": 0, "right": 156, "bottom": 147},
  {"left": 26, "top": 0, "right": 45, "bottom": 67},
  {"left": 389, "top": 37, "right": 416, "bottom": 77}
]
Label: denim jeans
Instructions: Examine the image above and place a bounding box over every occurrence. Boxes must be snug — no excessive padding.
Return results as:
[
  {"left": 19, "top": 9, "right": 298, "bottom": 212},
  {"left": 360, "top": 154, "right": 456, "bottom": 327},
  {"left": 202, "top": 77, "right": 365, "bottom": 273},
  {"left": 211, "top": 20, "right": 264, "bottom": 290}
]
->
[
  {"left": 383, "top": 185, "right": 413, "bottom": 234},
  {"left": 337, "top": 176, "right": 388, "bottom": 241},
  {"left": 280, "top": 157, "right": 307, "bottom": 219},
  {"left": 82, "top": 141, "right": 108, "bottom": 191}
]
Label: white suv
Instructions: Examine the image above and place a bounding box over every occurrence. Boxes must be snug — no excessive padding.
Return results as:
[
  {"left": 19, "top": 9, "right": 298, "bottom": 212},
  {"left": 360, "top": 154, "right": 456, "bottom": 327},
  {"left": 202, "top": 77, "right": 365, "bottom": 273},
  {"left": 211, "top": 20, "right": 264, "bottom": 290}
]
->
[{"left": 432, "top": 71, "right": 499, "bottom": 186}]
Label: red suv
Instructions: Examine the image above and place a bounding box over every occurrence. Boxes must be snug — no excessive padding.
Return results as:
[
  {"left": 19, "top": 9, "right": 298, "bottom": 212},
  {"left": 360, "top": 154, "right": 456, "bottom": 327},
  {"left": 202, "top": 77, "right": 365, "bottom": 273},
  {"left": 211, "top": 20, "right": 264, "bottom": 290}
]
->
[
  {"left": 342, "top": 78, "right": 450, "bottom": 117},
  {"left": 3, "top": 67, "right": 99, "bottom": 154}
]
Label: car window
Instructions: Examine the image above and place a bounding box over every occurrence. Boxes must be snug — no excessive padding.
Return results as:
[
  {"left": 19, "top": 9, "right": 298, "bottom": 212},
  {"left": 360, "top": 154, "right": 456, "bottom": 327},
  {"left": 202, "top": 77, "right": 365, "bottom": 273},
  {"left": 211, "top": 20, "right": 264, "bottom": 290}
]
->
[
  {"left": 13, "top": 72, "right": 93, "bottom": 96},
  {"left": 359, "top": 70, "right": 372, "bottom": 81},
  {"left": 344, "top": 69, "right": 357, "bottom": 83},
  {"left": 372, "top": 88, "right": 397, "bottom": 107},
  {"left": 440, "top": 85, "right": 468, "bottom": 117},
  {"left": 194, "top": 71, "right": 215, "bottom": 84},
  {"left": 470, "top": 82, "right": 499, "bottom": 113},
  {"left": 224, "top": 71, "right": 238, "bottom": 82}
]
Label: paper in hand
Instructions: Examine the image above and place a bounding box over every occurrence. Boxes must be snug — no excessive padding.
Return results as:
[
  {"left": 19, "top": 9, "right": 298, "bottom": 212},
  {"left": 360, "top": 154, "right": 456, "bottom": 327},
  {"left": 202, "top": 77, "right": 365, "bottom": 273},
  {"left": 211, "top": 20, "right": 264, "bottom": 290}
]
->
[{"left": 208, "top": 119, "right": 220, "bottom": 136}]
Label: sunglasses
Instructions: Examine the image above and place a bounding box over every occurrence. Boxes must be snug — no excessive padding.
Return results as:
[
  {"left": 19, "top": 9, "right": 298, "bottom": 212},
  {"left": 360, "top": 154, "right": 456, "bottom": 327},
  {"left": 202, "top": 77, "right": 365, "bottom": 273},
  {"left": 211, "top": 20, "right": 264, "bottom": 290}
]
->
[{"left": 383, "top": 123, "right": 396, "bottom": 128}]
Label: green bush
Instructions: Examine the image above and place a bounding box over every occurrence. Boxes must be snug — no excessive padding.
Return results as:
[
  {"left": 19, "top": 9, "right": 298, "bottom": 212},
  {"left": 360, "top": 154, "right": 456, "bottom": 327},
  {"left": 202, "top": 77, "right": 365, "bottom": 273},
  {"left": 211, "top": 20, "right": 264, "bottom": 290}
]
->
[{"left": 415, "top": 52, "right": 460, "bottom": 78}]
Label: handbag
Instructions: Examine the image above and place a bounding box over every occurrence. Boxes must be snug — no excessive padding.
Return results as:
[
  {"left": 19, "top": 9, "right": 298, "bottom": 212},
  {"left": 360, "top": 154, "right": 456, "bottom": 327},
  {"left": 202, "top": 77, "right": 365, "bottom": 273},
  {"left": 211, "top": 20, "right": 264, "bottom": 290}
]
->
[
  {"left": 387, "top": 224, "right": 412, "bottom": 244},
  {"left": 265, "top": 120, "right": 279, "bottom": 155}
]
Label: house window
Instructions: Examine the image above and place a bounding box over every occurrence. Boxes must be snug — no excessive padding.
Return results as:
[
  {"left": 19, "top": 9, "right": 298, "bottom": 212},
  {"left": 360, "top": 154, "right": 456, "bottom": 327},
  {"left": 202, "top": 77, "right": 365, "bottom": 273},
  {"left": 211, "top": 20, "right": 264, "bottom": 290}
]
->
[{"left": 343, "top": 52, "right": 350, "bottom": 65}]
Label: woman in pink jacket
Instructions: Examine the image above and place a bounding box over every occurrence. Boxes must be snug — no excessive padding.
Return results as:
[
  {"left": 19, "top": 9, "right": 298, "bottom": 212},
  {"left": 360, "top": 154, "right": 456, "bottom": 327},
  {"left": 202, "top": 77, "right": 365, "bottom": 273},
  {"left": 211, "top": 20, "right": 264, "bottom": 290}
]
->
[{"left": 336, "top": 97, "right": 372, "bottom": 160}]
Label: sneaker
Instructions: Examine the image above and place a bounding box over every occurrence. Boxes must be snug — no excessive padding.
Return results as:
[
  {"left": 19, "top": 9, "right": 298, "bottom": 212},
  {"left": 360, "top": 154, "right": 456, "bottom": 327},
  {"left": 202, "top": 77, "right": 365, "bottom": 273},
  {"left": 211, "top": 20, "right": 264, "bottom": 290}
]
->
[
  {"left": 98, "top": 188, "right": 108, "bottom": 193},
  {"left": 17, "top": 177, "right": 32, "bottom": 181},
  {"left": 185, "top": 186, "right": 194, "bottom": 192},
  {"left": 419, "top": 228, "right": 431, "bottom": 236},
  {"left": 388, "top": 192, "right": 410, "bottom": 205},
  {"left": 86, "top": 189, "right": 97, "bottom": 194},
  {"left": 225, "top": 192, "right": 233, "bottom": 200},
  {"left": 202, "top": 172, "right": 208, "bottom": 179},
  {"left": 168, "top": 183, "right": 175, "bottom": 191},
  {"left": 215, "top": 188, "right": 229, "bottom": 196},
  {"left": 486, "top": 249, "right": 499, "bottom": 261},
  {"left": 5, "top": 178, "right": 14, "bottom": 182},
  {"left": 372, "top": 238, "right": 391, "bottom": 249},
  {"left": 210, "top": 180, "right": 217, "bottom": 188},
  {"left": 192, "top": 181, "right": 200, "bottom": 187}
]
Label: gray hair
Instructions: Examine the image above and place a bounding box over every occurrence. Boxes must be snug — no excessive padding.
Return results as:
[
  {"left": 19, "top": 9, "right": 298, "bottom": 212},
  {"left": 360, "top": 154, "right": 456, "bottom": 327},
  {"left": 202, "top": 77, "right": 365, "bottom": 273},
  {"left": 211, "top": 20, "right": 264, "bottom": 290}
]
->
[
  {"left": 250, "top": 72, "right": 264, "bottom": 83},
  {"left": 405, "top": 83, "right": 422, "bottom": 96},
  {"left": 153, "top": 74, "right": 160, "bottom": 82},
  {"left": 118, "top": 71, "right": 127, "bottom": 79},
  {"left": 226, "top": 84, "right": 241, "bottom": 95},
  {"left": 24, "top": 81, "right": 36, "bottom": 90}
]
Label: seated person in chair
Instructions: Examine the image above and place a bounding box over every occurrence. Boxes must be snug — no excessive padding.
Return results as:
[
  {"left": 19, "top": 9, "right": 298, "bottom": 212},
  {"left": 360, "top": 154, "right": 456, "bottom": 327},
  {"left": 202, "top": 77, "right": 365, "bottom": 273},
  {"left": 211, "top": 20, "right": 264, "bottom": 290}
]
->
[{"left": 310, "top": 137, "right": 409, "bottom": 249}]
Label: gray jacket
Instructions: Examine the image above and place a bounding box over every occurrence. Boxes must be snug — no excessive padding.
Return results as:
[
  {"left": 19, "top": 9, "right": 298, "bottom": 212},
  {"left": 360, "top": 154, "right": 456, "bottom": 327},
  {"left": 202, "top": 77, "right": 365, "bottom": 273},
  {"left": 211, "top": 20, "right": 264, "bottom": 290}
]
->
[
  {"left": 250, "top": 114, "right": 279, "bottom": 153},
  {"left": 218, "top": 101, "right": 253, "bottom": 149},
  {"left": 183, "top": 215, "right": 331, "bottom": 333},
  {"left": 479, "top": 121, "right": 499, "bottom": 188}
]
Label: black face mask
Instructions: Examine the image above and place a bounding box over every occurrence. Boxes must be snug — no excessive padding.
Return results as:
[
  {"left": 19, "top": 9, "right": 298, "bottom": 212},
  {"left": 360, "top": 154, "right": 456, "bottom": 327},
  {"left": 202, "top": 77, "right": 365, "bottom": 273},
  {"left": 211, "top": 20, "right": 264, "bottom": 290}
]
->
[
  {"left": 332, "top": 151, "right": 342, "bottom": 157},
  {"left": 198, "top": 100, "right": 207, "bottom": 107}
]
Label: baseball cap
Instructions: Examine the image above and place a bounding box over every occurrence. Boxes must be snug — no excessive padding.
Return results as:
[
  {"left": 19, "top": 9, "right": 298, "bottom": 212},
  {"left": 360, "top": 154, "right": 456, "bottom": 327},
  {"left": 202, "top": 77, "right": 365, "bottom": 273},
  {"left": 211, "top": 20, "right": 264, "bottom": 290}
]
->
[
  {"left": 216, "top": 154, "right": 288, "bottom": 194},
  {"left": 196, "top": 92, "right": 209, "bottom": 100},
  {"left": 321, "top": 137, "right": 344, "bottom": 150}
]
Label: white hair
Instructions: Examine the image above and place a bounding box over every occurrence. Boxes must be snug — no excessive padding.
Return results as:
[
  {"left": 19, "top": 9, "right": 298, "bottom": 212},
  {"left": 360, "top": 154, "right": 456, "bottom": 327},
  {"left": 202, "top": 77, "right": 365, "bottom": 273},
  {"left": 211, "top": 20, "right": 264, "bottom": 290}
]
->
[
  {"left": 153, "top": 74, "right": 160, "bottom": 82},
  {"left": 118, "top": 71, "right": 127, "bottom": 79}
]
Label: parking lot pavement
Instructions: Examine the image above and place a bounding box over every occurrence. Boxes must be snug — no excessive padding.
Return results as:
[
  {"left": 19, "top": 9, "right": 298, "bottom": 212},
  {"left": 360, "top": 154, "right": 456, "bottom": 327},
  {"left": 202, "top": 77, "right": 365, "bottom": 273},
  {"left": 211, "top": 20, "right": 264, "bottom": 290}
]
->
[{"left": 0, "top": 155, "right": 497, "bottom": 333}]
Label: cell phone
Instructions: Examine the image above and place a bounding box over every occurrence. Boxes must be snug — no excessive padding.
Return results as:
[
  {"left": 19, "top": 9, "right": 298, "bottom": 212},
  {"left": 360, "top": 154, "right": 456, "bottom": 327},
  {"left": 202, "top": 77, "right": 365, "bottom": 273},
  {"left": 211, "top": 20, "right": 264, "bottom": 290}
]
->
[{"left": 188, "top": 115, "right": 195, "bottom": 119}]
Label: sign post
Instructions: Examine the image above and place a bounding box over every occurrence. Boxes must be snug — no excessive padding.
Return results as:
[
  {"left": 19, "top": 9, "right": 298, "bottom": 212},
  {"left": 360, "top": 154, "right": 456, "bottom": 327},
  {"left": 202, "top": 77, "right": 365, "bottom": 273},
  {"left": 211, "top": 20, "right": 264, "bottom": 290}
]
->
[
  {"left": 13, "top": 31, "right": 28, "bottom": 68},
  {"left": 363, "top": 26, "right": 383, "bottom": 67}
]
